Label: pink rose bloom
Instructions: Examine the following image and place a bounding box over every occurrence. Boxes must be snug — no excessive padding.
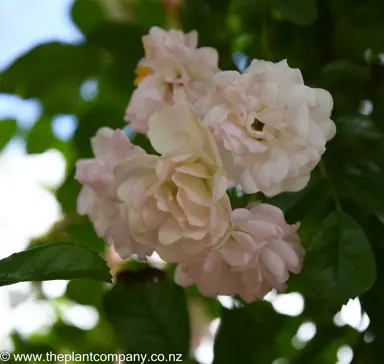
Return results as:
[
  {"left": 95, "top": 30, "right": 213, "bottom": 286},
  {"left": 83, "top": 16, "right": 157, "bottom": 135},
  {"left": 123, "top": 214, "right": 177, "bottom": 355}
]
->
[
  {"left": 175, "top": 204, "right": 304, "bottom": 303},
  {"left": 75, "top": 128, "right": 153, "bottom": 259},
  {"left": 201, "top": 59, "right": 336, "bottom": 196},
  {"left": 115, "top": 105, "right": 231, "bottom": 262},
  {"left": 125, "top": 26, "right": 219, "bottom": 133}
]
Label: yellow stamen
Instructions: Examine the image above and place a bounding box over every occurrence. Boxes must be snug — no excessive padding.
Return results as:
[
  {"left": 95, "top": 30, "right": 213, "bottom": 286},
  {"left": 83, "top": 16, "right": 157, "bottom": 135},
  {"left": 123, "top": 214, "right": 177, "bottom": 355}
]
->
[{"left": 134, "top": 66, "right": 153, "bottom": 86}]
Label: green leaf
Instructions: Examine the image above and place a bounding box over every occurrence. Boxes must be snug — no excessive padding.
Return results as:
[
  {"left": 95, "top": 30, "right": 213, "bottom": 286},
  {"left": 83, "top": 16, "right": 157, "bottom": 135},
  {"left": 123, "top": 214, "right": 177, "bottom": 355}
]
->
[
  {"left": 103, "top": 268, "right": 190, "bottom": 357},
  {"left": 359, "top": 218, "right": 384, "bottom": 359},
  {"left": 213, "top": 302, "right": 288, "bottom": 364},
  {"left": 129, "top": 0, "right": 166, "bottom": 29},
  {"left": 26, "top": 116, "right": 54, "bottom": 154},
  {"left": 0, "top": 243, "right": 112, "bottom": 287},
  {"left": 297, "top": 202, "right": 333, "bottom": 250},
  {"left": 57, "top": 170, "right": 81, "bottom": 214},
  {"left": 131, "top": 133, "right": 158, "bottom": 155},
  {"left": 71, "top": 0, "right": 107, "bottom": 35},
  {"left": 85, "top": 23, "right": 144, "bottom": 123},
  {"left": 0, "top": 119, "right": 17, "bottom": 152},
  {"left": 180, "top": 0, "right": 233, "bottom": 70},
  {"left": 335, "top": 115, "right": 384, "bottom": 141},
  {"left": 67, "top": 218, "right": 106, "bottom": 253},
  {"left": 0, "top": 42, "right": 101, "bottom": 114},
  {"left": 325, "top": 157, "right": 384, "bottom": 216},
  {"left": 74, "top": 106, "right": 123, "bottom": 159},
  {"left": 331, "top": 2, "right": 384, "bottom": 59},
  {"left": 271, "top": 0, "right": 318, "bottom": 26},
  {"left": 66, "top": 279, "right": 104, "bottom": 307},
  {"left": 318, "top": 62, "right": 369, "bottom": 115},
  {"left": 334, "top": 173, "right": 384, "bottom": 216},
  {"left": 320, "top": 60, "right": 369, "bottom": 87},
  {"left": 300, "top": 211, "right": 376, "bottom": 306},
  {"left": 265, "top": 169, "right": 331, "bottom": 224}
]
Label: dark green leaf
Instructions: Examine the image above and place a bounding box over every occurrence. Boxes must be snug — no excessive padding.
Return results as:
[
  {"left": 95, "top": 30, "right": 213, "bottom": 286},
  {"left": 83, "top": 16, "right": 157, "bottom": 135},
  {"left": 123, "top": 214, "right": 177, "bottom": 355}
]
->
[
  {"left": 131, "top": 133, "right": 158, "bottom": 155},
  {"left": 318, "top": 61, "right": 369, "bottom": 115},
  {"left": 129, "top": 0, "right": 166, "bottom": 29},
  {"left": 67, "top": 218, "right": 106, "bottom": 253},
  {"left": 0, "top": 42, "right": 101, "bottom": 114},
  {"left": 271, "top": 0, "right": 318, "bottom": 26},
  {"left": 300, "top": 211, "right": 376, "bottom": 306},
  {"left": 360, "top": 217, "right": 384, "bottom": 360},
  {"left": 66, "top": 279, "right": 104, "bottom": 306},
  {"left": 85, "top": 23, "right": 144, "bottom": 120},
  {"left": 297, "top": 201, "right": 333, "bottom": 250},
  {"left": 71, "top": 0, "right": 107, "bottom": 35},
  {"left": 265, "top": 169, "right": 331, "bottom": 224},
  {"left": 74, "top": 106, "right": 123, "bottom": 159},
  {"left": 0, "top": 243, "right": 111, "bottom": 287},
  {"left": 214, "top": 302, "right": 288, "bottom": 364},
  {"left": 320, "top": 60, "right": 369, "bottom": 87},
  {"left": 57, "top": 170, "right": 81, "bottom": 214},
  {"left": 334, "top": 173, "right": 384, "bottom": 216},
  {"left": 180, "top": 0, "right": 232, "bottom": 70},
  {"left": 330, "top": 1, "right": 384, "bottom": 59},
  {"left": 226, "top": 187, "right": 257, "bottom": 210},
  {"left": 26, "top": 116, "right": 54, "bottom": 154},
  {"left": 325, "top": 157, "right": 384, "bottom": 216},
  {"left": 103, "top": 268, "right": 190, "bottom": 357},
  {"left": 336, "top": 116, "right": 384, "bottom": 141},
  {"left": 0, "top": 119, "right": 17, "bottom": 152}
]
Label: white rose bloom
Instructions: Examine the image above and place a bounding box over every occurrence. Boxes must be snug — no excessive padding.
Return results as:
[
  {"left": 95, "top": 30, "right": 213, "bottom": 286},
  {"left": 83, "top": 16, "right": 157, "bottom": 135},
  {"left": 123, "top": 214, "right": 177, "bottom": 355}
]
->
[
  {"left": 115, "top": 104, "right": 231, "bottom": 263},
  {"left": 201, "top": 59, "right": 336, "bottom": 196}
]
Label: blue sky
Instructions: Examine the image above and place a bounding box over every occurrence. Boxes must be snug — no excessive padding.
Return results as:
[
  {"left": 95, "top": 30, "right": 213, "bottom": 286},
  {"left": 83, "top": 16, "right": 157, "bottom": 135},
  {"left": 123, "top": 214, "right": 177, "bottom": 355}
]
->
[
  {"left": 0, "top": 0, "right": 83, "bottom": 137},
  {"left": 0, "top": 0, "right": 82, "bottom": 71}
]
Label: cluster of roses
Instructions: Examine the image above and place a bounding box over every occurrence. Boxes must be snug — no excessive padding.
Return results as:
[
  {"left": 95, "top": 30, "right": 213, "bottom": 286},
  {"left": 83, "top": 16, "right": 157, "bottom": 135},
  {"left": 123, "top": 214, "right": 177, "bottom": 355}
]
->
[{"left": 75, "top": 27, "right": 336, "bottom": 303}]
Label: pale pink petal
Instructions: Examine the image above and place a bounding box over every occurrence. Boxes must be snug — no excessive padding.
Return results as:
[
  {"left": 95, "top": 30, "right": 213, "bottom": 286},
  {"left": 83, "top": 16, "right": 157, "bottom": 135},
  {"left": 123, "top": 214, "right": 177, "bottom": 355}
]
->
[
  {"left": 174, "top": 264, "right": 194, "bottom": 287},
  {"left": 142, "top": 199, "right": 168, "bottom": 227},
  {"left": 238, "top": 220, "right": 279, "bottom": 241},
  {"left": 148, "top": 105, "right": 204, "bottom": 155},
  {"left": 196, "top": 47, "right": 219, "bottom": 71},
  {"left": 249, "top": 203, "right": 287, "bottom": 228},
  {"left": 158, "top": 218, "right": 183, "bottom": 245},
  {"left": 232, "top": 208, "right": 251, "bottom": 222},
  {"left": 231, "top": 231, "right": 256, "bottom": 250},
  {"left": 176, "top": 189, "right": 209, "bottom": 227},
  {"left": 268, "top": 239, "right": 301, "bottom": 273},
  {"left": 260, "top": 247, "right": 288, "bottom": 284},
  {"left": 240, "top": 169, "right": 259, "bottom": 194},
  {"left": 90, "top": 128, "right": 114, "bottom": 161},
  {"left": 172, "top": 172, "right": 211, "bottom": 206},
  {"left": 175, "top": 163, "right": 210, "bottom": 178},
  {"left": 211, "top": 173, "right": 228, "bottom": 202},
  {"left": 77, "top": 186, "right": 94, "bottom": 216},
  {"left": 220, "top": 236, "right": 253, "bottom": 267},
  {"left": 181, "top": 223, "right": 209, "bottom": 240}
]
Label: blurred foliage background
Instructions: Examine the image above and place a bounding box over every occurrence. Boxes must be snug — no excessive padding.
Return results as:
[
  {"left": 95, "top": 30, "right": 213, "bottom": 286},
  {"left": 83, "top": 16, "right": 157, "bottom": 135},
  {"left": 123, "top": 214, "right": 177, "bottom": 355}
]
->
[{"left": 1, "top": 0, "right": 384, "bottom": 363}]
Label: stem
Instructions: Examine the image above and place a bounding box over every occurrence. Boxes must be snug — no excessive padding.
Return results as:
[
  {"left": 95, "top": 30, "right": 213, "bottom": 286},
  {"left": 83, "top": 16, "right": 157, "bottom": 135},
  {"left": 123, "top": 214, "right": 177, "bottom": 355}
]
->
[
  {"left": 163, "top": 0, "right": 181, "bottom": 29},
  {"left": 320, "top": 160, "right": 342, "bottom": 211}
]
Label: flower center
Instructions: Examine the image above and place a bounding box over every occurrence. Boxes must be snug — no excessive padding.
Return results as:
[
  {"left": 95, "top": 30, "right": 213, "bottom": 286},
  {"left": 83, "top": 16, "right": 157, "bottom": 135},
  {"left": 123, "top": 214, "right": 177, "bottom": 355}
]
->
[
  {"left": 251, "top": 118, "right": 265, "bottom": 132},
  {"left": 134, "top": 66, "right": 153, "bottom": 86}
]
